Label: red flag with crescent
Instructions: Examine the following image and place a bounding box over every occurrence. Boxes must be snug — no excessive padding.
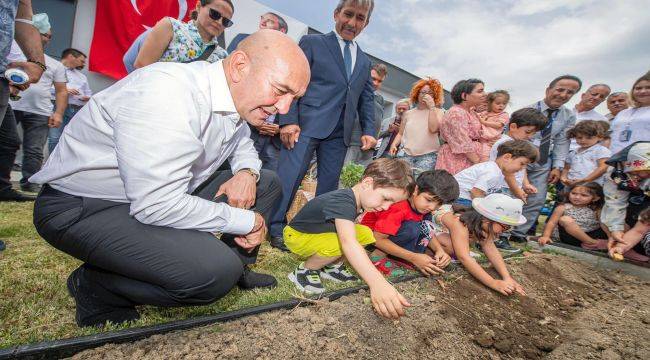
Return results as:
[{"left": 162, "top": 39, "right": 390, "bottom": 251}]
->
[{"left": 89, "top": 0, "right": 198, "bottom": 79}]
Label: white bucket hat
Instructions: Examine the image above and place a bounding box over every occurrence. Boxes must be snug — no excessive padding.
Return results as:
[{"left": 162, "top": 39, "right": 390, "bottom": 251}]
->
[{"left": 472, "top": 193, "right": 527, "bottom": 226}]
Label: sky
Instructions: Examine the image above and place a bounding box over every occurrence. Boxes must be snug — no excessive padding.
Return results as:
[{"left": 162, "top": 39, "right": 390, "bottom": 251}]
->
[{"left": 256, "top": 0, "right": 650, "bottom": 113}]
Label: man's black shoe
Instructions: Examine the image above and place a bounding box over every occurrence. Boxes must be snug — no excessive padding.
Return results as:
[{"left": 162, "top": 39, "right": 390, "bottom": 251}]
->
[
  {"left": 0, "top": 240, "right": 5, "bottom": 252},
  {"left": 20, "top": 182, "right": 41, "bottom": 193},
  {"left": 237, "top": 266, "right": 277, "bottom": 290},
  {"left": 67, "top": 267, "right": 139, "bottom": 328},
  {"left": 0, "top": 189, "right": 36, "bottom": 202},
  {"left": 508, "top": 235, "right": 528, "bottom": 243},
  {"left": 270, "top": 236, "right": 290, "bottom": 252}
]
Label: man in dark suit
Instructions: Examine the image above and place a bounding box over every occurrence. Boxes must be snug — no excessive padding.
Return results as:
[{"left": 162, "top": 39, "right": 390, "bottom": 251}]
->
[{"left": 269, "top": 0, "right": 377, "bottom": 250}]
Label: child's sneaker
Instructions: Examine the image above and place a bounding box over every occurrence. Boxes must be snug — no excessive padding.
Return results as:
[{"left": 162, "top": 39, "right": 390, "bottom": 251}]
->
[
  {"left": 494, "top": 238, "right": 523, "bottom": 254},
  {"left": 288, "top": 263, "right": 325, "bottom": 294},
  {"left": 320, "top": 263, "right": 358, "bottom": 282}
]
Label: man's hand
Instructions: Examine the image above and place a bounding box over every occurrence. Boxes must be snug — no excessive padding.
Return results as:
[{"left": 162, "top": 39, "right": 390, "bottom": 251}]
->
[
  {"left": 389, "top": 145, "right": 398, "bottom": 156},
  {"left": 234, "top": 212, "right": 266, "bottom": 252},
  {"left": 48, "top": 113, "right": 62, "bottom": 128},
  {"left": 67, "top": 88, "right": 81, "bottom": 96},
  {"left": 360, "top": 135, "right": 377, "bottom": 151},
  {"left": 280, "top": 124, "right": 300, "bottom": 149},
  {"left": 7, "top": 61, "right": 43, "bottom": 85},
  {"left": 257, "top": 123, "right": 280, "bottom": 136},
  {"left": 548, "top": 168, "right": 561, "bottom": 184},
  {"left": 215, "top": 170, "right": 257, "bottom": 209},
  {"left": 388, "top": 122, "right": 399, "bottom": 133},
  {"left": 409, "top": 253, "right": 444, "bottom": 276}
]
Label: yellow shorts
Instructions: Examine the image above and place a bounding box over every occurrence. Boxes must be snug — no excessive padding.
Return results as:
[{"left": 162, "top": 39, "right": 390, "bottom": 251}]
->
[{"left": 283, "top": 225, "right": 376, "bottom": 258}]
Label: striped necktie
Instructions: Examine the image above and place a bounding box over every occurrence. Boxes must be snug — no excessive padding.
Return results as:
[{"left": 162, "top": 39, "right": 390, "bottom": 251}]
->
[{"left": 537, "top": 109, "right": 556, "bottom": 165}]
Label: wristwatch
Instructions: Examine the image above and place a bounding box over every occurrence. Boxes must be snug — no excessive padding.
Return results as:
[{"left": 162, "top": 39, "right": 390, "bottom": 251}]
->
[{"left": 238, "top": 168, "right": 260, "bottom": 182}]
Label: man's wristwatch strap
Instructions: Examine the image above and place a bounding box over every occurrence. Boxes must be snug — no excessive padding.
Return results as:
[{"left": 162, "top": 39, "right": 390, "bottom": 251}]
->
[{"left": 239, "top": 168, "right": 260, "bottom": 182}]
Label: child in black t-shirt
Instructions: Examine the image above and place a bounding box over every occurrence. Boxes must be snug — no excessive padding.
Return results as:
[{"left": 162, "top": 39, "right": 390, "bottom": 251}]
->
[{"left": 285, "top": 158, "right": 414, "bottom": 319}]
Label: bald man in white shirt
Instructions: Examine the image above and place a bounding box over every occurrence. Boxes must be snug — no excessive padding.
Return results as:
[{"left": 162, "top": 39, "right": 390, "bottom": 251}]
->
[{"left": 30, "top": 30, "right": 310, "bottom": 328}]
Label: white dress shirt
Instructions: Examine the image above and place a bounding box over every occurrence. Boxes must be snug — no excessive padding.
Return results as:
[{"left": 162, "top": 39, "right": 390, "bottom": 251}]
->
[
  {"left": 31, "top": 61, "right": 262, "bottom": 235},
  {"left": 62, "top": 67, "right": 92, "bottom": 106},
  {"left": 334, "top": 31, "right": 357, "bottom": 74}
]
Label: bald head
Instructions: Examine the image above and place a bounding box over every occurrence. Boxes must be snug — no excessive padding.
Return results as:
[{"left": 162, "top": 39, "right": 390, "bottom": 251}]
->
[{"left": 224, "top": 30, "right": 310, "bottom": 126}]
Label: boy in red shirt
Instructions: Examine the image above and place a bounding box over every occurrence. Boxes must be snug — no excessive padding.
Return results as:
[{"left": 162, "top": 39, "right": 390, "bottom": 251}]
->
[{"left": 362, "top": 170, "right": 459, "bottom": 276}]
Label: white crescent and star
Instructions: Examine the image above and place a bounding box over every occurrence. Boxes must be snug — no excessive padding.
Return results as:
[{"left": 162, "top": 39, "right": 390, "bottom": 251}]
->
[{"left": 129, "top": 0, "right": 189, "bottom": 29}]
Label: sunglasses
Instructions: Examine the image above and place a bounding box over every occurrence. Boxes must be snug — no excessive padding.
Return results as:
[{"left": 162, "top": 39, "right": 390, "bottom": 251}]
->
[
  {"left": 209, "top": 8, "right": 233, "bottom": 28},
  {"left": 41, "top": 33, "right": 52, "bottom": 39}
]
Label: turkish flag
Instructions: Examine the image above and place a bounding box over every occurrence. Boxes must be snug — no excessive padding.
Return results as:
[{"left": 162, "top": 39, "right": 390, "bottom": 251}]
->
[{"left": 89, "top": 0, "right": 198, "bottom": 79}]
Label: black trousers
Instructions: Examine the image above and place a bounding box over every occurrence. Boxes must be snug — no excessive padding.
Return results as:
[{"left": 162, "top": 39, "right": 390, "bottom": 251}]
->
[{"left": 33, "top": 169, "right": 281, "bottom": 308}]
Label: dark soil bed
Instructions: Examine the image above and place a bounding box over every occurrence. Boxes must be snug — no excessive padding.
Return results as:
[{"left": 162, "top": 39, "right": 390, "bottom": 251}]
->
[{"left": 72, "top": 255, "right": 650, "bottom": 359}]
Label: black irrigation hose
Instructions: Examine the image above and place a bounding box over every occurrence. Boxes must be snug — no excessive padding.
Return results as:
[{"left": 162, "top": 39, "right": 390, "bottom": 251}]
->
[{"left": 0, "top": 273, "right": 423, "bottom": 360}]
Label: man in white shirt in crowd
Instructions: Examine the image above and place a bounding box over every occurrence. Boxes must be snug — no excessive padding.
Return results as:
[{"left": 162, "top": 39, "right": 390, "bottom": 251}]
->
[
  {"left": 30, "top": 30, "right": 310, "bottom": 328},
  {"left": 605, "top": 92, "right": 629, "bottom": 121},
  {"left": 574, "top": 84, "right": 610, "bottom": 122},
  {"left": 47, "top": 48, "right": 91, "bottom": 153},
  {"left": 5, "top": 14, "right": 68, "bottom": 194},
  {"left": 570, "top": 83, "right": 610, "bottom": 151}
]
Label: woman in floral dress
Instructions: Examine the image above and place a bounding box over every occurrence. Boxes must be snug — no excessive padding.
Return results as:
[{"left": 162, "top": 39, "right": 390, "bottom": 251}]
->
[
  {"left": 134, "top": 0, "right": 233, "bottom": 68},
  {"left": 435, "top": 79, "right": 488, "bottom": 175}
]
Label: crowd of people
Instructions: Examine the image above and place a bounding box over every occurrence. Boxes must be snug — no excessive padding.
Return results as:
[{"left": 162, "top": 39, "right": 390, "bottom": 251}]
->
[{"left": 0, "top": 0, "right": 648, "bottom": 327}]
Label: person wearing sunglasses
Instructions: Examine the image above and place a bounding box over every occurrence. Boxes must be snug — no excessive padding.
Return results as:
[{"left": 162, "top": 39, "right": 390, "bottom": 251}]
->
[{"left": 133, "top": 0, "right": 234, "bottom": 70}]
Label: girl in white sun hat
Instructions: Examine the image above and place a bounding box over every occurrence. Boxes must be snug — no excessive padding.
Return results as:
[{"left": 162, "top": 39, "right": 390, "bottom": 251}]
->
[{"left": 434, "top": 193, "right": 527, "bottom": 296}]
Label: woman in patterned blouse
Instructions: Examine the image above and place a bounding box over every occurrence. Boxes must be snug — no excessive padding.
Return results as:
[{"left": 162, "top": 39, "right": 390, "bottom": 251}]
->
[
  {"left": 435, "top": 79, "right": 488, "bottom": 175},
  {"left": 134, "top": 0, "right": 233, "bottom": 69}
]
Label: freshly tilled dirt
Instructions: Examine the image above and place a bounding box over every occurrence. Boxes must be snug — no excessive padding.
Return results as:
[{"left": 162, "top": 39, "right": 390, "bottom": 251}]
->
[{"left": 72, "top": 255, "right": 650, "bottom": 359}]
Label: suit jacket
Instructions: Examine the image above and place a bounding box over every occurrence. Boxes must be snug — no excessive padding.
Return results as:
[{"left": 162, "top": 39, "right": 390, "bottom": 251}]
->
[
  {"left": 280, "top": 31, "right": 374, "bottom": 146},
  {"left": 349, "top": 93, "right": 384, "bottom": 146},
  {"left": 226, "top": 33, "right": 249, "bottom": 54}
]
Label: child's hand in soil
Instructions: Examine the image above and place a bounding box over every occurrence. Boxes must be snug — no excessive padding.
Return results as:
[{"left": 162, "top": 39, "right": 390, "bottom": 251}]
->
[
  {"left": 538, "top": 236, "right": 553, "bottom": 246},
  {"left": 370, "top": 281, "right": 411, "bottom": 319},
  {"left": 410, "top": 253, "right": 445, "bottom": 276},
  {"left": 491, "top": 279, "right": 522, "bottom": 296},
  {"left": 503, "top": 277, "right": 526, "bottom": 296},
  {"left": 433, "top": 250, "right": 451, "bottom": 269}
]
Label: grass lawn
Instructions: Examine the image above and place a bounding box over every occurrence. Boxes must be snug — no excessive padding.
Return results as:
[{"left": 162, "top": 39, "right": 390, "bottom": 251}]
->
[
  {"left": 0, "top": 200, "right": 547, "bottom": 349},
  {"left": 0, "top": 202, "right": 358, "bottom": 349}
]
